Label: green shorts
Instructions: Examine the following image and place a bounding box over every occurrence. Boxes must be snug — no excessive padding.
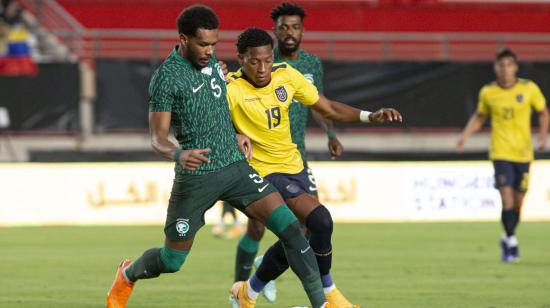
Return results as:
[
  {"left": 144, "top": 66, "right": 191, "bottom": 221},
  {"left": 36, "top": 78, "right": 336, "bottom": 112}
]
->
[{"left": 165, "top": 160, "right": 277, "bottom": 241}]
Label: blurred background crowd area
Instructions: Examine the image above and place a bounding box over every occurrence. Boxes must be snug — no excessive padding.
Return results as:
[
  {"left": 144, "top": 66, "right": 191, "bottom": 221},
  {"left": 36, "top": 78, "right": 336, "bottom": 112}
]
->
[{"left": 1, "top": 0, "right": 550, "bottom": 163}]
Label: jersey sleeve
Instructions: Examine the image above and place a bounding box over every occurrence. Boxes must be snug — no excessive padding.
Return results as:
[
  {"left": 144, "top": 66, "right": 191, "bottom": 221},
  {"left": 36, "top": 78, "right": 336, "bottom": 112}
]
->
[
  {"left": 313, "top": 57, "right": 324, "bottom": 94},
  {"left": 476, "top": 86, "right": 490, "bottom": 115},
  {"left": 528, "top": 81, "right": 547, "bottom": 112},
  {"left": 148, "top": 68, "right": 176, "bottom": 112},
  {"left": 288, "top": 65, "right": 319, "bottom": 106}
]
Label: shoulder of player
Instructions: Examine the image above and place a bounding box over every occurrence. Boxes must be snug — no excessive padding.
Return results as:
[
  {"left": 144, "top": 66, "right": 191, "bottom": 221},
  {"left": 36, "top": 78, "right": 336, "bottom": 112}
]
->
[
  {"left": 226, "top": 71, "right": 244, "bottom": 94},
  {"left": 299, "top": 50, "right": 322, "bottom": 67},
  {"left": 272, "top": 62, "right": 289, "bottom": 72},
  {"left": 150, "top": 63, "right": 175, "bottom": 87},
  {"left": 273, "top": 62, "right": 306, "bottom": 85},
  {"left": 480, "top": 81, "right": 500, "bottom": 93},
  {"left": 155, "top": 57, "right": 190, "bottom": 79},
  {"left": 298, "top": 49, "right": 319, "bottom": 60},
  {"left": 227, "top": 69, "right": 245, "bottom": 85},
  {"left": 517, "top": 78, "right": 540, "bottom": 89}
]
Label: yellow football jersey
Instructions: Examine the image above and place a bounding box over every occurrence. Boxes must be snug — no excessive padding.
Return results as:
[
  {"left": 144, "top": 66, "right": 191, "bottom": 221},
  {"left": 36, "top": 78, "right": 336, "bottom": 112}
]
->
[
  {"left": 477, "top": 78, "right": 547, "bottom": 162},
  {"left": 227, "top": 63, "right": 320, "bottom": 177}
]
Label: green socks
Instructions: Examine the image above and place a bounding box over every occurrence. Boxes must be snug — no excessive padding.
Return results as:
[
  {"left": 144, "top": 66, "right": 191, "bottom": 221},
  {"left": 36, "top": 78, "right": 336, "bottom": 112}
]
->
[
  {"left": 266, "top": 205, "right": 326, "bottom": 308},
  {"left": 234, "top": 235, "right": 260, "bottom": 281},
  {"left": 125, "top": 246, "right": 189, "bottom": 282}
]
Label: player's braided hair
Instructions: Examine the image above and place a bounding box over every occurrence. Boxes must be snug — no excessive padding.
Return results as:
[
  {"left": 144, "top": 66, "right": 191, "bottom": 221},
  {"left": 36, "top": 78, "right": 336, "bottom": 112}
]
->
[
  {"left": 177, "top": 5, "right": 219, "bottom": 36},
  {"left": 496, "top": 48, "right": 518, "bottom": 62},
  {"left": 270, "top": 2, "right": 306, "bottom": 22},
  {"left": 236, "top": 28, "right": 274, "bottom": 54}
]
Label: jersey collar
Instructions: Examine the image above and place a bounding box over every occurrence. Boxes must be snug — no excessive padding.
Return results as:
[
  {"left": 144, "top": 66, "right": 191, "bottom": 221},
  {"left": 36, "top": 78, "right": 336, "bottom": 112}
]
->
[{"left": 274, "top": 47, "right": 304, "bottom": 66}]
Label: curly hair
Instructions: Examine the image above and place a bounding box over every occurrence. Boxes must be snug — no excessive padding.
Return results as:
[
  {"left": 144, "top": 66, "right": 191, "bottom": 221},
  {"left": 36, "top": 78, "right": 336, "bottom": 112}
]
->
[
  {"left": 270, "top": 2, "right": 306, "bottom": 22},
  {"left": 177, "top": 5, "right": 218, "bottom": 36},
  {"left": 236, "top": 28, "right": 274, "bottom": 54}
]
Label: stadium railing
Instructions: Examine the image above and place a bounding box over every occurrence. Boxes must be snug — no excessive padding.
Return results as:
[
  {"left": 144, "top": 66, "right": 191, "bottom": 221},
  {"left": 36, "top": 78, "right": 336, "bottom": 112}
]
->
[{"left": 18, "top": 0, "right": 550, "bottom": 62}]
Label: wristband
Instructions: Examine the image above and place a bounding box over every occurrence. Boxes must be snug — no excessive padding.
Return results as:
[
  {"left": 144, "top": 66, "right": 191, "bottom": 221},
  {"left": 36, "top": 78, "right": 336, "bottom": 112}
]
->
[
  {"left": 172, "top": 148, "right": 183, "bottom": 163},
  {"left": 360, "top": 110, "right": 372, "bottom": 123},
  {"left": 326, "top": 129, "right": 337, "bottom": 138}
]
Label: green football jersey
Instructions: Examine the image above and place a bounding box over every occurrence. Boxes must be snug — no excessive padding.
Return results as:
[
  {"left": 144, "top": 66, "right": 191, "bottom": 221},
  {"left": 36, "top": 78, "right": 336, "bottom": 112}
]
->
[
  {"left": 149, "top": 47, "right": 244, "bottom": 175},
  {"left": 274, "top": 47, "right": 324, "bottom": 158}
]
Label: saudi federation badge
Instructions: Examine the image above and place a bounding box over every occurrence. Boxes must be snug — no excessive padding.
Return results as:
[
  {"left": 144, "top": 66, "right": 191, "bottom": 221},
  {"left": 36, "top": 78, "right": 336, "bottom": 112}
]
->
[
  {"left": 176, "top": 218, "right": 190, "bottom": 237},
  {"left": 275, "top": 86, "right": 288, "bottom": 102},
  {"left": 201, "top": 66, "right": 212, "bottom": 76}
]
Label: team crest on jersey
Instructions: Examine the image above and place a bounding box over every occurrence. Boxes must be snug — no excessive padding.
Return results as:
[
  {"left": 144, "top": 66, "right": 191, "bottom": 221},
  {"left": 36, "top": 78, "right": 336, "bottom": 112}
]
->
[
  {"left": 201, "top": 67, "right": 212, "bottom": 76},
  {"left": 275, "top": 86, "right": 288, "bottom": 102},
  {"left": 516, "top": 94, "right": 524, "bottom": 103},
  {"left": 176, "top": 218, "right": 190, "bottom": 236}
]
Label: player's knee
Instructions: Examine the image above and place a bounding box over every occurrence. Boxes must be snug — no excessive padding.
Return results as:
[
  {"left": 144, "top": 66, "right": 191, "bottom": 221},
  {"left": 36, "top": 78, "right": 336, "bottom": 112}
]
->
[
  {"left": 265, "top": 204, "right": 299, "bottom": 238},
  {"left": 501, "top": 197, "right": 515, "bottom": 210},
  {"left": 159, "top": 246, "right": 189, "bottom": 273},
  {"left": 305, "top": 205, "right": 333, "bottom": 235}
]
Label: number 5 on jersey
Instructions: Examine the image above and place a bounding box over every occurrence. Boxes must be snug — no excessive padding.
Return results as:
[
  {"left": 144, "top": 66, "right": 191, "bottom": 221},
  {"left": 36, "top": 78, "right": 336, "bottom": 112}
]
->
[{"left": 210, "top": 78, "right": 222, "bottom": 98}]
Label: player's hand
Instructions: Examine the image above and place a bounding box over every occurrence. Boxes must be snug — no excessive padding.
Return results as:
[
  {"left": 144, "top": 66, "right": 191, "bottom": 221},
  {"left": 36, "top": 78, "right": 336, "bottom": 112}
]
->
[
  {"left": 456, "top": 138, "right": 465, "bottom": 153},
  {"left": 369, "top": 108, "right": 402, "bottom": 123},
  {"left": 328, "top": 136, "right": 343, "bottom": 160},
  {"left": 218, "top": 60, "right": 228, "bottom": 75},
  {"left": 218, "top": 60, "right": 231, "bottom": 84},
  {"left": 177, "top": 148, "right": 211, "bottom": 171},
  {"left": 236, "top": 134, "right": 253, "bottom": 159},
  {"left": 538, "top": 136, "right": 547, "bottom": 150}
]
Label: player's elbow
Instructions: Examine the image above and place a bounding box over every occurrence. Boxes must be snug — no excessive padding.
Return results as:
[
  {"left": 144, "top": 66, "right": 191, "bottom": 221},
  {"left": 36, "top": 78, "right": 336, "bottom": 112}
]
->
[
  {"left": 474, "top": 113, "right": 487, "bottom": 125},
  {"left": 541, "top": 107, "right": 550, "bottom": 118}
]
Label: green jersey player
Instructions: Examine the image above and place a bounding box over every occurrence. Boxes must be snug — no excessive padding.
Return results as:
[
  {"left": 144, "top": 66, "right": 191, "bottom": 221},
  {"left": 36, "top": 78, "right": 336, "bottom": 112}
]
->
[{"left": 105, "top": 5, "right": 331, "bottom": 308}]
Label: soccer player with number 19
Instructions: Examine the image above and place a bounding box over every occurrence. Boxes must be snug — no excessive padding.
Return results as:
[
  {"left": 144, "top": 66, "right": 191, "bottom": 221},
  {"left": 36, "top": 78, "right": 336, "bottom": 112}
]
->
[{"left": 227, "top": 28, "right": 402, "bottom": 307}]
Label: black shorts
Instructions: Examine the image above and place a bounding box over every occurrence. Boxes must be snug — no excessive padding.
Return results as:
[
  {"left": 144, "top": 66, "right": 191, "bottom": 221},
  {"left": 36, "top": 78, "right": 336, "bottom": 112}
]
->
[
  {"left": 493, "top": 160, "right": 530, "bottom": 192},
  {"left": 265, "top": 168, "right": 311, "bottom": 201}
]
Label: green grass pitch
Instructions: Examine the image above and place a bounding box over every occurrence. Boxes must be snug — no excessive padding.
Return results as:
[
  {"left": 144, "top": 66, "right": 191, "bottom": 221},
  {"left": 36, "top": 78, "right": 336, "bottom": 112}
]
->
[{"left": 1, "top": 222, "right": 549, "bottom": 307}]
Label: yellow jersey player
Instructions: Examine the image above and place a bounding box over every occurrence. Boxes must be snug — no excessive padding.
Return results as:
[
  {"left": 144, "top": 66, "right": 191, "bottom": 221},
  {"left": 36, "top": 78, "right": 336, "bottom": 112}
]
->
[
  {"left": 457, "top": 48, "right": 549, "bottom": 263},
  {"left": 232, "top": 4, "right": 343, "bottom": 304},
  {"left": 227, "top": 28, "right": 402, "bottom": 308}
]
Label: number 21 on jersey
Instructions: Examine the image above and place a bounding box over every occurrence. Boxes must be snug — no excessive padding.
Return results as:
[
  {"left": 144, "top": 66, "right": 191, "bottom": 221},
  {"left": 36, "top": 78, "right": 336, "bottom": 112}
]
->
[{"left": 502, "top": 107, "right": 514, "bottom": 120}]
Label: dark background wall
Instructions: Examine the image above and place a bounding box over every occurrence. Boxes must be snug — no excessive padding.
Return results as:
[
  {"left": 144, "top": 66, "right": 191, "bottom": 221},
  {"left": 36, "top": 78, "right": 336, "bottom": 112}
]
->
[
  {"left": 94, "top": 59, "right": 550, "bottom": 132},
  {"left": 0, "top": 63, "right": 80, "bottom": 132},
  {"left": 4, "top": 60, "right": 549, "bottom": 134}
]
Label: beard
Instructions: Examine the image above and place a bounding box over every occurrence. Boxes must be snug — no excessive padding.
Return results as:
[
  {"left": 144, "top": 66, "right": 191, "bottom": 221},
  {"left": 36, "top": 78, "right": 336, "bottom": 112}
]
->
[
  {"left": 278, "top": 38, "right": 301, "bottom": 54},
  {"left": 184, "top": 46, "right": 209, "bottom": 69}
]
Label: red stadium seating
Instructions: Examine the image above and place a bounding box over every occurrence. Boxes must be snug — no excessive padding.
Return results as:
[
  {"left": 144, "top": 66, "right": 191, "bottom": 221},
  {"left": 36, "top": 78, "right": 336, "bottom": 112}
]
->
[
  {"left": 56, "top": 0, "right": 550, "bottom": 33},
  {"left": 23, "top": 1, "right": 550, "bottom": 61}
]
